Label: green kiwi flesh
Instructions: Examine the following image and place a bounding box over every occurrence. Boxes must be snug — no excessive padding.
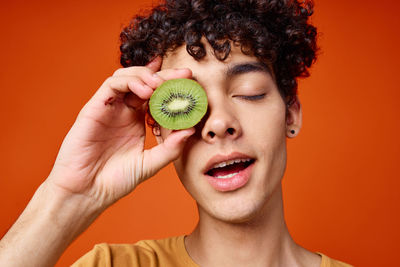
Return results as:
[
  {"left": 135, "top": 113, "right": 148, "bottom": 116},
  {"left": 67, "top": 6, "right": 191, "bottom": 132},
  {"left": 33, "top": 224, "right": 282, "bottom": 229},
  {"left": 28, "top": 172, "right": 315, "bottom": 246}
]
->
[{"left": 149, "top": 78, "right": 208, "bottom": 130}]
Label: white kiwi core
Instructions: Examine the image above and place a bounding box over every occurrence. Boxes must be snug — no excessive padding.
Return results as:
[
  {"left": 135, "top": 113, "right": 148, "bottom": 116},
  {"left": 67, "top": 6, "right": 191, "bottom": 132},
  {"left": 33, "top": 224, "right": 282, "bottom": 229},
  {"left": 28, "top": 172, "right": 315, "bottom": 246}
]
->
[{"left": 168, "top": 99, "right": 190, "bottom": 111}]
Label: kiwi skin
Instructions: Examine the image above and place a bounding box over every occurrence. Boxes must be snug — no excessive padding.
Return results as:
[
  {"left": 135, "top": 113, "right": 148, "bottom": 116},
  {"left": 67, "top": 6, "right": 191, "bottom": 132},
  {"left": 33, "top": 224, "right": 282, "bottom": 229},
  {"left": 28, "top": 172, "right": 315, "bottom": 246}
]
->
[{"left": 149, "top": 78, "right": 208, "bottom": 130}]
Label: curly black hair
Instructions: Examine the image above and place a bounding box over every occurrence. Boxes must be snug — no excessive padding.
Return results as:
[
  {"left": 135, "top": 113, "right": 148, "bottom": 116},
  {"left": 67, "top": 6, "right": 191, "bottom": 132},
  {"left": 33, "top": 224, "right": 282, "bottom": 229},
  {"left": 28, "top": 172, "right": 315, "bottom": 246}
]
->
[{"left": 120, "top": 0, "right": 318, "bottom": 108}]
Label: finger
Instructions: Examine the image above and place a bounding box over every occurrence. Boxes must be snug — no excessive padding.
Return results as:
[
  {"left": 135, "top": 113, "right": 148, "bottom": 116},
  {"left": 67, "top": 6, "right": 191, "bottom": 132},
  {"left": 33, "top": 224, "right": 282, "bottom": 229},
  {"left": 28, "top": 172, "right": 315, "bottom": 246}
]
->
[
  {"left": 113, "top": 67, "right": 164, "bottom": 89},
  {"left": 108, "top": 76, "right": 154, "bottom": 99},
  {"left": 142, "top": 128, "right": 195, "bottom": 177},
  {"left": 94, "top": 68, "right": 193, "bottom": 109},
  {"left": 90, "top": 76, "right": 152, "bottom": 110},
  {"left": 145, "top": 56, "right": 162, "bottom": 72},
  {"left": 113, "top": 67, "right": 192, "bottom": 89},
  {"left": 123, "top": 92, "right": 147, "bottom": 110},
  {"left": 156, "top": 68, "right": 193, "bottom": 81}
]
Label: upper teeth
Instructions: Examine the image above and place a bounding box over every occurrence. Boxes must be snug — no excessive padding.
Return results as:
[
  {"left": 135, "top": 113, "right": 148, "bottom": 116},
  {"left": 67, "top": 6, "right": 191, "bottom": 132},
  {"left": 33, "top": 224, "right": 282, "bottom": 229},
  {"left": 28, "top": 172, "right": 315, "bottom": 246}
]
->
[{"left": 211, "top": 158, "right": 252, "bottom": 169}]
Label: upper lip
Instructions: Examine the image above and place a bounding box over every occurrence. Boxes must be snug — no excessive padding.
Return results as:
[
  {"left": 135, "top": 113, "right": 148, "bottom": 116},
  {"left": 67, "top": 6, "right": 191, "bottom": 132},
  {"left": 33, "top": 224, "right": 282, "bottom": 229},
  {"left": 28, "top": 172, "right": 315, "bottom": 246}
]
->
[{"left": 203, "top": 152, "right": 255, "bottom": 174}]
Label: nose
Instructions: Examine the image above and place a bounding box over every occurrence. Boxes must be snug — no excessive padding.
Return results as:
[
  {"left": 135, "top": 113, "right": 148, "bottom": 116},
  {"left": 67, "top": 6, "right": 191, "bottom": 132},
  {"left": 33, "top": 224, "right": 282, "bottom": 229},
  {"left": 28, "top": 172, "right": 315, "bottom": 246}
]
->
[{"left": 201, "top": 101, "right": 242, "bottom": 142}]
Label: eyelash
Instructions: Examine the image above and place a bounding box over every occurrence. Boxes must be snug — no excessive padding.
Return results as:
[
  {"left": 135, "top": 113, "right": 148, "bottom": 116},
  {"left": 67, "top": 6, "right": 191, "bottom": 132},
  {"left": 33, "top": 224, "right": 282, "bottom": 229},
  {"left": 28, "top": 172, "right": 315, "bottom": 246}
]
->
[{"left": 238, "top": 94, "right": 266, "bottom": 101}]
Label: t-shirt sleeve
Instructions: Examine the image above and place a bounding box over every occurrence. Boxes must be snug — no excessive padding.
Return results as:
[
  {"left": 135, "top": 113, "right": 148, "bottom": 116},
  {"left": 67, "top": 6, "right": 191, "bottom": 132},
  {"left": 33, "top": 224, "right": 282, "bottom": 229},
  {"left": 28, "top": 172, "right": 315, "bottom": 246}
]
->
[
  {"left": 71, "top": 244, "right": 112, "bottom": 267},
  {"left": 71, "top": 243, "right": 158, "bottom": 267},
  {"left": 317, "top": 252, "right": 354, "bottom": 267}
]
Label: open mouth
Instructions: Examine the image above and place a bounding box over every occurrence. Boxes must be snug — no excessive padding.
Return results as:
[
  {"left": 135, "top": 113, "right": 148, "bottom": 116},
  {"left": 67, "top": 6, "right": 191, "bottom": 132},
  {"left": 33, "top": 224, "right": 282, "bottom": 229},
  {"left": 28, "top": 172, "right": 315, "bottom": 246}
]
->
[{"left": 206, "top": 158, "right": 255, "bottom": 179}]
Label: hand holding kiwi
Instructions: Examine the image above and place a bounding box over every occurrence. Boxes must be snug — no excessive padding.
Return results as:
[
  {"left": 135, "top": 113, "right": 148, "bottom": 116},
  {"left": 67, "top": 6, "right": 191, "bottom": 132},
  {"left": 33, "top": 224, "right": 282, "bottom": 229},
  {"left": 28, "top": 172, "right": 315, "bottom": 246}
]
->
[{"left": 46, "top": 57, "right": 196, "bottom": 210}]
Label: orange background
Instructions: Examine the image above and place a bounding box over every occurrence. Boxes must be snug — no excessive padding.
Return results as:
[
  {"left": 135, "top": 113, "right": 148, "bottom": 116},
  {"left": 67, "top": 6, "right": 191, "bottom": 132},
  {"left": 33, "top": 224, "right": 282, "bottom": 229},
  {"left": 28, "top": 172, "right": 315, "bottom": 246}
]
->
[{"left": 1, "top": 0, "right": 399, "bottom": 266}]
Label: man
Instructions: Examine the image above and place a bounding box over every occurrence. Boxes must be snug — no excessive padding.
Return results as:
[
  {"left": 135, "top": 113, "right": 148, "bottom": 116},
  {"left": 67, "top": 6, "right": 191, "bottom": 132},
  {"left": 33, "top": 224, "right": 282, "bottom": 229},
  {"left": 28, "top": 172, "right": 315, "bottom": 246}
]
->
[{"left": 0, "top": 0, "right": 352, "bottom": 266}]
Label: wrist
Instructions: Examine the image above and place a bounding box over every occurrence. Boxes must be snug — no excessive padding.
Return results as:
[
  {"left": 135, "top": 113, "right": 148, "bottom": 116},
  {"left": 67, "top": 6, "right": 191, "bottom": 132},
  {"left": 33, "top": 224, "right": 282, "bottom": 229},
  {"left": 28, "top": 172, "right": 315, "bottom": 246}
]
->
[
  {"left": 0, "top": 181, "right": 104, "bottom": 267},
  {"left": 37, "top": 180, "right": 104, "bottom": 232}
]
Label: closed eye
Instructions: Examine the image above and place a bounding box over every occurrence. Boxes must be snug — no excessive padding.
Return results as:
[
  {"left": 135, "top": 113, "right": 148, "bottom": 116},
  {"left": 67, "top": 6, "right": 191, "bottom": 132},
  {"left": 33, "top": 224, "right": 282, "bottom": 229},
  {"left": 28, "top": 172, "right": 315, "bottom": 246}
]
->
[{"left": 237, "top": 94, "right": 266, "bottom": 101}]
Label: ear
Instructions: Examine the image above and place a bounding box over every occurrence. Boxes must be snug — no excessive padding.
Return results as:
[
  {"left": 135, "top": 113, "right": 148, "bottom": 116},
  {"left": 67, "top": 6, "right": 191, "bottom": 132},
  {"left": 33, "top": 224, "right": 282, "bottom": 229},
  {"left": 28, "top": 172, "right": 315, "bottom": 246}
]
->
[{"left": 285, "top": 95, "right": 302, "bottom": 138}]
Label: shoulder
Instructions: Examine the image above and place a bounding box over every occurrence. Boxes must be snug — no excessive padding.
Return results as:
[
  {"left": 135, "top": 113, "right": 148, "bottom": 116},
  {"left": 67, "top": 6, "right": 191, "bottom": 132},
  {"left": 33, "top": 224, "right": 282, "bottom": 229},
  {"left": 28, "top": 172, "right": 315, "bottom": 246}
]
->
[
  {"left": 71, "top": 242, "right": 156, "bottom": 267},
  {"left": 135, "top": 235, "right": 183, "bottom": 251},
  {"left": 317, "top": 253, "right": 354, "bottom": 267},
  {"left": 71, "top": 235, "right": 198, "bottom": 267}
]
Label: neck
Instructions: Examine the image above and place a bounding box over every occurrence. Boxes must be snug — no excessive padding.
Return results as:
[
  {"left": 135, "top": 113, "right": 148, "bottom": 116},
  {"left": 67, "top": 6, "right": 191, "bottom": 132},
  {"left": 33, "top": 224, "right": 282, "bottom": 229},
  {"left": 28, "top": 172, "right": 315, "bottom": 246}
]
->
[{"left": 185, "top": 185, "right": 306, "bottom": 267}]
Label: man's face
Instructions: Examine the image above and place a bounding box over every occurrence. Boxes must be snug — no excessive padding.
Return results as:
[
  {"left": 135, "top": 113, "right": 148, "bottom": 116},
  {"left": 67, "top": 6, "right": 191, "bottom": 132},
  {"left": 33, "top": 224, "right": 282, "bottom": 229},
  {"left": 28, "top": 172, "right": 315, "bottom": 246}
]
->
[{"left": 158, "top": 42, "right": 298, "bottom": 223}]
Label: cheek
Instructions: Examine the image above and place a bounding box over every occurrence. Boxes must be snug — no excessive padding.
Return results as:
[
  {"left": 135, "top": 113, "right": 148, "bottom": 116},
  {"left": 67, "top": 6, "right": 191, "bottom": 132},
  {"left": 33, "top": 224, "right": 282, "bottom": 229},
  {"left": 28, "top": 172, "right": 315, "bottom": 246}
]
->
[
  {"left": 172, "top": 136, "right": 198, "bottom": 182},
  {"left": 242, "top": 104, "right": 287, "bottom": 142},
  {"left": 260, "top": 113, "right": 287, "bottom": 180},
  {"left": 241, "top": 104, "right": 287, "bottom": 170},
  {"left": 172, "top": 143, "right": 203, "bottom": 200}
]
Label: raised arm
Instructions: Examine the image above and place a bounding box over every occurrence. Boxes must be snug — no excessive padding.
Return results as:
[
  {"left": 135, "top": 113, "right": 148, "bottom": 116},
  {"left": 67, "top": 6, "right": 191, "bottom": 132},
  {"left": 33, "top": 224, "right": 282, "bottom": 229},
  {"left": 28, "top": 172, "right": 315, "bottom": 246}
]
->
[{"left": 0, "top": 57, "right": 195, "bottom": 267}]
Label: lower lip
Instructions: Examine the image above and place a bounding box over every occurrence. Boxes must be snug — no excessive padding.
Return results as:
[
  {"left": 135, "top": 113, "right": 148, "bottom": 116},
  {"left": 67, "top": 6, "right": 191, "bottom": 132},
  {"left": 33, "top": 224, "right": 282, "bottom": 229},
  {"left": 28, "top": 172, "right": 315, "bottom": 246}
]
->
[{"left": 205, "top": 162, "right": 254, "bottom": 192}]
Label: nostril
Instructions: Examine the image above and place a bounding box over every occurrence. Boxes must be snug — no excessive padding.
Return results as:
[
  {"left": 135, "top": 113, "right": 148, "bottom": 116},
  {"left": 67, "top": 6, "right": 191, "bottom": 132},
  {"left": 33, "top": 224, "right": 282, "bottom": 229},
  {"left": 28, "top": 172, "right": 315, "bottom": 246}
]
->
[
  {"left": 208, "top": 131, "right": 216, "bottom": 138},
  {"left": 227, "top": 128, "right": 235, "bottom": 135}
]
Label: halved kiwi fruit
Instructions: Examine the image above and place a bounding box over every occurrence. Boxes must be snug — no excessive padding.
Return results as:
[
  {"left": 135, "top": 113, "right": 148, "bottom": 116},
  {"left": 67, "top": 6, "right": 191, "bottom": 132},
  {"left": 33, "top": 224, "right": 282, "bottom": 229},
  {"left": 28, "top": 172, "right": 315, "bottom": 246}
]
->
[{"left": 149, "top": 78, "right": 208, "bottom": 130}]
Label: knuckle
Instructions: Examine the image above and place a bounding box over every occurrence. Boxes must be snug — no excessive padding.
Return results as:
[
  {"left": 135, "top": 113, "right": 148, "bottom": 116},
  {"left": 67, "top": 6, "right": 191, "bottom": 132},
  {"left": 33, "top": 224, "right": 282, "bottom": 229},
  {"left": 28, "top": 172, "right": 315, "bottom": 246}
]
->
[
  {"left": 112, "top": 68, "right": 126, "bottom": 76},
  {"left": 104, "top": 76, "right": 115, "bottom": 85},
  {"left": 112, "top": 66, "right": 151, "bottom": 78},
  {"left": 106, "top": 77, "right": 122, "bottom": 90}
]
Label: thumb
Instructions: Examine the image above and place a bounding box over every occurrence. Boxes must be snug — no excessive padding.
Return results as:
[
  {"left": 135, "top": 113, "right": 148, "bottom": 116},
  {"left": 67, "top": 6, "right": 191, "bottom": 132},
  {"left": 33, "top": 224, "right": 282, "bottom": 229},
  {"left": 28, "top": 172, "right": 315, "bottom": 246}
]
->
[
  {"left": 142, "top": 128, "right": 195, "bottom": 178},
  {"left": 145, "top": 56, "right": 162, "bottom": 72}
]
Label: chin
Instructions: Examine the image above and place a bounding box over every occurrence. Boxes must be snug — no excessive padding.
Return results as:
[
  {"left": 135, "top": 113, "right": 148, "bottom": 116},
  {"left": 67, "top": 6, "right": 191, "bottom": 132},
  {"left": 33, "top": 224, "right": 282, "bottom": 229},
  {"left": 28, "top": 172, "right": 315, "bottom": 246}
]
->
[{"left": 198, "top": 193, "right": 269, "bottom": 224}]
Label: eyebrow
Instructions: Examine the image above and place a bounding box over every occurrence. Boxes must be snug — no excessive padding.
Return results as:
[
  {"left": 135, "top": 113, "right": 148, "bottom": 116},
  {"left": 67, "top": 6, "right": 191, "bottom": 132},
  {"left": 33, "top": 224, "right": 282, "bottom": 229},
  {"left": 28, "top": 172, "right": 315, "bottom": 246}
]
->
[{"left": 226, "top": 62, "right": 272, "bottom": 78}]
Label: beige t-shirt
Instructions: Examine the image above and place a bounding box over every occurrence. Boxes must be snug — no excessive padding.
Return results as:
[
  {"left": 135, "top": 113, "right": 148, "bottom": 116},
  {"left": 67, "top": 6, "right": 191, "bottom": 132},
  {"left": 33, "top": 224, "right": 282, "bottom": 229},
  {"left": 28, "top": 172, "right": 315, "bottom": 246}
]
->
[{"left": 71, "top": 235, "right": 353, "bottom": 267}]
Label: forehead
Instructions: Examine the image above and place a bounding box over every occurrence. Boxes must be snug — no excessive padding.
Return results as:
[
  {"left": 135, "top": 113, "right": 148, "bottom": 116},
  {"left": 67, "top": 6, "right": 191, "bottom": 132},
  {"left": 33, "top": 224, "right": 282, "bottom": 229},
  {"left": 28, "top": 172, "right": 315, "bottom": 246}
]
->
[{"left": 161, "top": 42, "right": 267, "bottom": 81}]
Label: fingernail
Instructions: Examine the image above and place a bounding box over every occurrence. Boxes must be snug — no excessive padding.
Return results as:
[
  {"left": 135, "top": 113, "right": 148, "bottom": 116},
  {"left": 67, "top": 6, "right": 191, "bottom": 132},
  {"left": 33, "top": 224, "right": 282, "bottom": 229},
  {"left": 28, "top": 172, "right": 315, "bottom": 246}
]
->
[
  {"left": 183, "top": 132, "right": 194, "bottom": 141},
  {"left": 184, "top": 128, "right": 196, "bottom": 139},
  {"left": 152, "top": 72, "right": 164, "bottom": 84}
]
